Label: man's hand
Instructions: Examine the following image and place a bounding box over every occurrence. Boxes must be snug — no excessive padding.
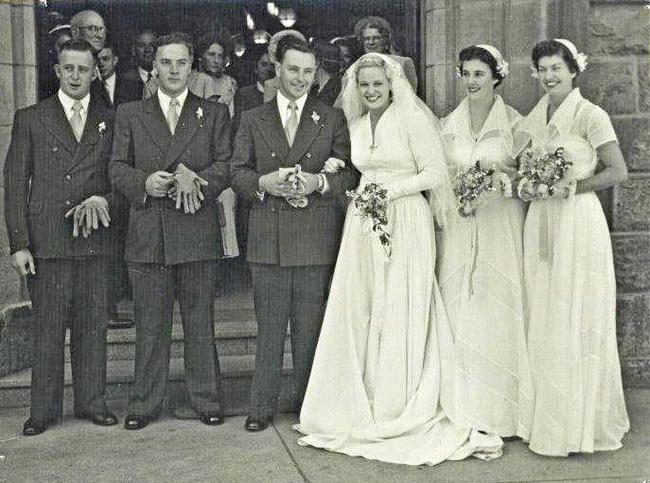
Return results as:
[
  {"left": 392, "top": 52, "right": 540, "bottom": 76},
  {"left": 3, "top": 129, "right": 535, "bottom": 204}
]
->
[
  {"left": 174, "top": 163, "right": 209, "bottom": 214},
  {"left": 65, "top": 195, "right": 110, "bottom": 238},
  {"left": 258, "top": 172, "right": 294, "bottom": 197},
  {"left": 292, "top": 172, "right": 320, "bottom": 197},
  {"left": 145, "top": 171, "right": 175, "bottom": 198},
  {"left": 11, "top": 248, "right": 35, "bottom": 276}
]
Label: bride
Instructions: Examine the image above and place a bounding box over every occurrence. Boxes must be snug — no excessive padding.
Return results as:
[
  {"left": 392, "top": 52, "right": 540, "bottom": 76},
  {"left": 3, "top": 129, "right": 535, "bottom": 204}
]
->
[{"left": 294, "top": 53, "right": 499, "bottom": 465}]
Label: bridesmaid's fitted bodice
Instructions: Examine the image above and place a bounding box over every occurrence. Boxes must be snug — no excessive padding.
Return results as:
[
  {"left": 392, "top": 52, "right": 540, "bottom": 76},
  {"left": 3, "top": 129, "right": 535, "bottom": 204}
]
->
[
  {"left": 442, "top": 95, "right": 520, "bottom": 175},
  {"left": 516, "top": 88, "right": 617, "bottom": 181}
]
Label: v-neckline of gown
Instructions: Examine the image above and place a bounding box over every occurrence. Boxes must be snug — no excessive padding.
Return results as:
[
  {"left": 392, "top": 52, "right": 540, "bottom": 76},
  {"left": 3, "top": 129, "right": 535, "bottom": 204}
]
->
[{"left": 367, "top": 103, "right": 393, "bottom": 151}]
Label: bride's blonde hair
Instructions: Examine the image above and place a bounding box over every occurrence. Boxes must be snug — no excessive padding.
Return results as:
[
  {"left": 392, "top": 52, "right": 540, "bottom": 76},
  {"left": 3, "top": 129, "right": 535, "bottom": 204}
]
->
[{"left": 354, "top": 55, "right": 393, "bottom": 83}]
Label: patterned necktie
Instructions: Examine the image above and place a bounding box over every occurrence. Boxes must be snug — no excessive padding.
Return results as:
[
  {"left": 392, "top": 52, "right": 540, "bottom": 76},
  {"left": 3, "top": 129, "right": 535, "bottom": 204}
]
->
[
  {"left": 285, "top": 101, "right": 298, "bottom": 147},
  {"left": 167, "top": 97, "right": 180, "bottom": 135},
  {"left": 70, "top": 100, "right": 84, "bottom": 142}
]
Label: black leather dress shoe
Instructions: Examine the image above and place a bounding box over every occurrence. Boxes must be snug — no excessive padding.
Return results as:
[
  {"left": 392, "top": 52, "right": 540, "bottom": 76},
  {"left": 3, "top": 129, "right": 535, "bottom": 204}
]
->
[
  {"left": 124, "top": 414, "right": 152, "bottom": 430},
  {"left": 22, "top": 418, "right": 47, "bottom": 437},
  {"left": 200, "top": 412, "right": 224, "bottom": 426},
  {"left": 75, "top": 410, "right": 118, "bottom": 426},
  {"left": 107, "top": 317, "right": 134, "bottom": 330},
  {"left": 244, "top": 415, "right": 270, "bottom": 432}
]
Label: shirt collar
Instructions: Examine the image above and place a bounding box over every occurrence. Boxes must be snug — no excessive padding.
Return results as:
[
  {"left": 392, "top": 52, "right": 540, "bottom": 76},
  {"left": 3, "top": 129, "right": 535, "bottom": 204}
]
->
[
  {"left": 138, "top": 66, "right": 154, "bottom": 83},
  {"left": 277, "top": 89, "right": 308, "bottom": 117},
  {"left": 57, "top": 90, "right": 90, "bottom": 118},
  {"left": 103, "top": 73, "right": 116, "bottom": 86},
  {"left": 157, "top": 88, "right": 189, "bottom": 113}
]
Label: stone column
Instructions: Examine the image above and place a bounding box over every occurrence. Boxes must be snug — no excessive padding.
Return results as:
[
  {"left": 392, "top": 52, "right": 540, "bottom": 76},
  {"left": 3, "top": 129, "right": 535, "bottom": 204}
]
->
[{"left": 0, "top": 1, "right": 38, "bottom": 308}]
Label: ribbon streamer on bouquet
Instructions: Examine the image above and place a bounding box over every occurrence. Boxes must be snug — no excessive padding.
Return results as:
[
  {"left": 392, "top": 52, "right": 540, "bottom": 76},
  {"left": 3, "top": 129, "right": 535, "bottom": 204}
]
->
[
  {"left": 461, "top": 218, "right": 479, "bottom": 300},
  {"left": 538, "top": 202, "right": 553, "bottom": 263}
]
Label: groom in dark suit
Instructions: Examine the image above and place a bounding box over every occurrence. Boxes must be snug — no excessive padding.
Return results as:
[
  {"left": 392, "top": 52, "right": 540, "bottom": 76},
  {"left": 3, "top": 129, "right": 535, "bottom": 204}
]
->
[
  {"left": 231, "top": 36, "right": 357, "bottom": 431},
  {"left": 110, "top": 32, "right": 231, "bottom": 430},
  {"left": 3, "top": 39, "right": 118, "bottom": 436}
]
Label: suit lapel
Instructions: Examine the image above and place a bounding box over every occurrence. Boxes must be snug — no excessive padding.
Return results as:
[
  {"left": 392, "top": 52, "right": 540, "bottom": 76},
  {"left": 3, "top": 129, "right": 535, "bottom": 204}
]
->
[
  {"left": 258, "top": 100, "right": 290, "bottom": 164},
  {"left": 39, "top": 96, "right": 78, "bottom": 157},
  {"left": 137, "top": 95, "right": 173, "bottom": 158},
  {"left": 163, "top": 92, "right": 201, "bottom": 169},
  {"left": 288, "top": 97, "right": 325, "bottom": 165}
]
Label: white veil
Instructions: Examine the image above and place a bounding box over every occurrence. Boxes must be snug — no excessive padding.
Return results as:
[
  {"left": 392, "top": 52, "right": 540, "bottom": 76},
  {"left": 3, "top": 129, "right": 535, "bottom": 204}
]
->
[{"left": 339, "top": 53, "right": 455, "bottom": 227}]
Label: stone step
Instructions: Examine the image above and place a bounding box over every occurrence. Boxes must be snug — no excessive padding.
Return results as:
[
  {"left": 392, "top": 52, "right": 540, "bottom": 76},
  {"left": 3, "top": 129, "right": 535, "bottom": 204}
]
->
[
  {"left": 0, "top": 354, "right": 296, "bottom": 416},
  {"left": 63, "top": 318, "right": 292, "bottom": 362}
]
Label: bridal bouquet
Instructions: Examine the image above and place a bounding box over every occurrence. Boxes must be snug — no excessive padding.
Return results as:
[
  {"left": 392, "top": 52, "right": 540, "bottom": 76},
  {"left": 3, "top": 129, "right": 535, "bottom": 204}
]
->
[
  {"left": 454, "top": 161, "right": 512, "bottom": 217},
  {"left": 346, "top": 183, "right": 392, "bottom": 259},
  {"left": 517, "top": 147, "right": 573, "bottom": 199}
]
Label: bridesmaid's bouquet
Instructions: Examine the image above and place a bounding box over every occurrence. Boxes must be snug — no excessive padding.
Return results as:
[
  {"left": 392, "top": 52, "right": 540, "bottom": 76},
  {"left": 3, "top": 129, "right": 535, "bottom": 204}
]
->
[
  {"left": 516, "top": 147, "right": 574, "bottom": 199},
  {"left": 346, "top": 183, "right": 392, "bottom": 259},
  {"left": 453, "top": 161, "right": 512, "bottom": 217}
]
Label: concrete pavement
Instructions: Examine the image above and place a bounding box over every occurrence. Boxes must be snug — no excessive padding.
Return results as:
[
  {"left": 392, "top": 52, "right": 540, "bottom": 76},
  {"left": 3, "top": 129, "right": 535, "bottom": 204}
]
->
[{"left": 0, "top": 389, "right": 648, "bottom": 483}]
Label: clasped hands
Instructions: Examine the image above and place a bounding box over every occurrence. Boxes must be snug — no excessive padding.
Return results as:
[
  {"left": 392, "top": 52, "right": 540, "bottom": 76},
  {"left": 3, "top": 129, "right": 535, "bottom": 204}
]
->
[
  {"left": 64, "top": 195, "right": 110, "bottom": 238},
  {"left": 259, "top": 166, "right": 320, "bottom": 199},
  {"left": 146, "top": 163, "right": 209, "bottom": 214}
]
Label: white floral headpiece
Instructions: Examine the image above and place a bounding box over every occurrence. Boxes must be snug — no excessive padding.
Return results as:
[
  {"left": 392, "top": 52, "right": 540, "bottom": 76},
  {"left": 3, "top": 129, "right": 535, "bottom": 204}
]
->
[
  {"left": 475, "top": 44, "right": 509, "bottom": 78},
  {"left": 530, "top": 38, "right": 588, "bottom": 77},
  {"left": 554, "top": 38, "right": 588, "bottom": 72}
]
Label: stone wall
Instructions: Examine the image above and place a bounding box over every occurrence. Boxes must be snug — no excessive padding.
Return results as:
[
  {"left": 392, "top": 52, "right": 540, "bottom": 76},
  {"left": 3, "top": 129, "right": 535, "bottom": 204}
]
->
[
  {"left": 422, "top": 0, "right": 650, "bottom": 386},
  {"left": 0, "top": 1, "right": 37, "bottom": 309}
]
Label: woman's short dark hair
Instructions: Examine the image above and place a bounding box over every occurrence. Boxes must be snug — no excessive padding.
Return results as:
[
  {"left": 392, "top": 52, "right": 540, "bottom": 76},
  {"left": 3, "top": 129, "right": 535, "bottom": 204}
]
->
[
  {"left": 276, "top": 35, "right": 315, "bottom": 64},
  {"left": 155, "top": 32, "right": 194, "bottom": 58},
  {"left": 531, "top": 40, "right": 579, "bottom": 74},
  {"left": 458, "top": 45, "right": 504, "bottom": 87},
  {"left": 197, "top": 34, "right": 230, "bottom": 58}
]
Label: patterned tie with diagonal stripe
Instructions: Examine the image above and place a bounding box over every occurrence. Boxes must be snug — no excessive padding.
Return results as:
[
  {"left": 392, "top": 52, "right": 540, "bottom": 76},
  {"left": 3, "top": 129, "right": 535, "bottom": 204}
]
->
[
  {"left": 284, "top": 101, "right": 298, "bottom": 147},
  {"left": 70, "top": 100, "right": 85, "bottom": 142},
  {"left": 167, "top": 97, "right": 180, "bottom": 135}
]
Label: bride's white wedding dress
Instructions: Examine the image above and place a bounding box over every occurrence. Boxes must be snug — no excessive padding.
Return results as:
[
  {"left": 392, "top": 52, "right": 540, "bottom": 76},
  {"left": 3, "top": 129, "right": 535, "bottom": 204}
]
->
[{"left": 294, "top": 54, "right": 500, "bottom": 466}]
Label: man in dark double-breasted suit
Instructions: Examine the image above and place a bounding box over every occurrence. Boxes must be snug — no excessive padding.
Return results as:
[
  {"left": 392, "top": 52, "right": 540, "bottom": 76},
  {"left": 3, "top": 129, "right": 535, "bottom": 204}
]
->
[
  {"left": 231, "top": 36, "right": 358, "bottom": 432},
  {"left": 3, "top": 39, "right": 118, "bottom": 436},
  {"left": 110, "top": 33, "right": 231, "bottom": 430}
]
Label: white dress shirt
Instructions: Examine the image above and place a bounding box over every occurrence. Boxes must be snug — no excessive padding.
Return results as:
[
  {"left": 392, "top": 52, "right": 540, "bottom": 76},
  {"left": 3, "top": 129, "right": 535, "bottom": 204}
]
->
[
  {"left": 157, "top": 88, "right": 189, "bottom": 120},
  {"left": 138, "top": 66, "right": 154, "bottom": 84},
  {"left": 58, "top": 90, "right": 90, "bottom": 124},
  {"left": 103, "top": 73, "right": 116, "bottom": 104},
  {"left": 276, "top": 90, "right": 308, "bottom": 128}
]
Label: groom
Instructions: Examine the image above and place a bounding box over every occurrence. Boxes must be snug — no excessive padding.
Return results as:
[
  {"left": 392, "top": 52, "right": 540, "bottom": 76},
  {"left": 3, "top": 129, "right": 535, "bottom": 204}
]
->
[
  {"left": 231, "top": 36, "right": 357, "bottom": 431},
  {"left": 110, "top": 32, "right": 231, "bottom": 429}
]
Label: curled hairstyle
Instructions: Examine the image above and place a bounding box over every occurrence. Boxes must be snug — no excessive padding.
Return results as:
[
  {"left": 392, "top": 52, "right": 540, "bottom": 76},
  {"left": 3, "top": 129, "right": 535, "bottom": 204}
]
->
[
  {"left": 531, "top": 40, "right": 579, "bottom": 74},
  {"left": 354, "top": 54, "right": 392, "bottom": 85},
  {"left": 458, "top": 46, "right": 505, "bottom": 87},
  {"left": 275, "top": 35, "right": 315, "bottom": 64},
  {"left": 56, "top": 38, "right": 94, "bottom": 63},
  {"left": 197, "top": 34, "right": 231, "bottom": 58},
  {"left": 354, "top": 16, "right": 392, "bottom": 47},
  {"left": 155, "top": 32, "right": 194, "bottom": 58}
]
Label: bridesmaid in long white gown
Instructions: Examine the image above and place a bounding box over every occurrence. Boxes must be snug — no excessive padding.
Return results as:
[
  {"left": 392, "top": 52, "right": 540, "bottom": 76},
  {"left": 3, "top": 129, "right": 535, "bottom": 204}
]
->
[
  {"left": 516, "top": 39, "right": 630, "bottom": 456},
  {"left": 438, "top": 45, "right": 534, "bottom": 443},
  {"left": 295, "top": 53, "right": 501, "bottom": 466}
]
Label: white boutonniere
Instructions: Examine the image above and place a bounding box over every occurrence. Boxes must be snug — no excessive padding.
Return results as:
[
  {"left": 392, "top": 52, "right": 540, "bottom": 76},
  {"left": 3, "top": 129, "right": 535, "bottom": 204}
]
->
[
  {"left": 98, "top": 121, "right": 106, "bottom": 136},
  {"left": 196, "top": 107, "right": 204, "bottom": 120},
  {"left": 311, "top": 110, "right": 321, "bottom": 125}
]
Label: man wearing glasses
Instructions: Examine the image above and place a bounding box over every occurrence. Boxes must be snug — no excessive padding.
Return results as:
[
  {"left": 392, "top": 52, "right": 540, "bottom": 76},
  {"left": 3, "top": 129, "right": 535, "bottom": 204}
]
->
[{"left": 70, "top": 10, "right": 106, "bottom": 54}]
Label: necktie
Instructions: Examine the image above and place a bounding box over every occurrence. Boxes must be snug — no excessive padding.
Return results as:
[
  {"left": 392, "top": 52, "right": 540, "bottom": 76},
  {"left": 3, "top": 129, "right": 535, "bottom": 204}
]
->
[
  {"left": 167, "top": 97, "right": 180, "bottom": 135},
  {"left": 70, "top": 100, "right": 84, "bottom": 142},
  {"left": 285, "top": 101, "right": 298, "bottom": 147}
]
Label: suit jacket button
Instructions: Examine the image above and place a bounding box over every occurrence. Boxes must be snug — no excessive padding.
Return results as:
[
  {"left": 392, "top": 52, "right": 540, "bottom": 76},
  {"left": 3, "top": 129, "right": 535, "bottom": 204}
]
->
[
  {"left": 270, "top": 207, "right": 276, "bottom": 213},
  {"left": 65, "top": 200, "right": 71, "bottom": 206},
  {"left": 271, "top": 152, "right": 276, "bottom": 158},
  {"left": 306, "top": 152, "right": 312, "bottom": 158},
  {"left": 52, "top": 147, "right": 58, "bottom": 152},
  {"left": 65, "top": 174, "right": 71, "bottom": 180}
]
